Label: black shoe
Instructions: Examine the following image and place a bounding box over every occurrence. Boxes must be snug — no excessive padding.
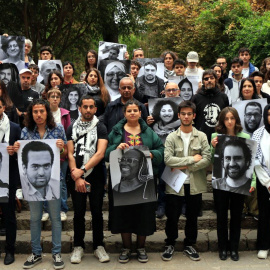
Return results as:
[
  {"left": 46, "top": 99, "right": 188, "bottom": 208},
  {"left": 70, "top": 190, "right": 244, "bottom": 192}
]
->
[
  {"left": 137, "top": 248, "right": 148, "bottom": 263},
  {"left": 219, "top": 250, "right": 227, "bottom": 260},
  {"left": 4, "top": 253, "right": 15, "bottom": 265},
  {"left": 230, "top": 251, "right": 239, "bottom": 261},
  {"left": 118, "top": 248, "right": 131, "bottom": 263},
  {"left": 161, "top": 245, "right": 174, "bottom": 261},
  {"left": 23, "top": 253, "right": 42, "bottom": 269},
  {"left": 183, "top": 246, "right": 200, "bottom": 261},
  {"left": 52, "top": 253, "right": 65, "bottom": 269}
]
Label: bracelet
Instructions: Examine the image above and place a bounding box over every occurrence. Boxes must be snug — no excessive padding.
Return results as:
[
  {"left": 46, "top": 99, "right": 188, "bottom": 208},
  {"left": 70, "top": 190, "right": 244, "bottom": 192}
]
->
[{"left": 60, "top": 147, "right": 64, "bottom": 154}]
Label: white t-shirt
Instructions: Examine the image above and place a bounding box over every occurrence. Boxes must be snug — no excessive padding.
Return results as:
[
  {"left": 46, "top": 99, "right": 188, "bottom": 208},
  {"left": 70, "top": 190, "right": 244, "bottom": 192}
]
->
[
  {"left": 181, "top": 131, "right": 192, "bottom": 184},
  {"left": 52, "top": 108, "right": 61, "bottom": 124}
]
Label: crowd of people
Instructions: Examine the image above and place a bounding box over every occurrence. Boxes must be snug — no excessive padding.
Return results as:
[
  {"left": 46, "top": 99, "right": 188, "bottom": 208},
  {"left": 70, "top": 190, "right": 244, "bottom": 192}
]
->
[{"left": 0, "top": 37, "right": 270, "bottom": 270}]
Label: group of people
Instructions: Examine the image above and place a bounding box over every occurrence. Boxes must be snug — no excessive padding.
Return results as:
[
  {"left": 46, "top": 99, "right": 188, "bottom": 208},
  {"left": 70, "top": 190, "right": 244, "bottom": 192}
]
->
[{"left": 0, "top": 37, "right": 270, "bottom": 270}]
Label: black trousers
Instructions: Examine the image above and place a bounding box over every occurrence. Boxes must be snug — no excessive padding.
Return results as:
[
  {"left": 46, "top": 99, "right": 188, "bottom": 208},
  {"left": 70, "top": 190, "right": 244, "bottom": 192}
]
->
[
  {"left": 257, "top": 178, "right": 270, "bottom": 250},
  {"left": 0, "top": 187, "right": 16, "bottom": 254},
  {"left": 165, "top": 184, "right": 202, "bottom": 247},
  {"left": 213, "top": 188, "right": 244, "bottom": 252}
]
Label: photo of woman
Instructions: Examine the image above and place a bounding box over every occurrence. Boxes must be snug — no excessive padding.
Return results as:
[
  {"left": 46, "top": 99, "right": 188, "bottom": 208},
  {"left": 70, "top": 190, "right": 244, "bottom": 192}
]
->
[{"left": 178, "top": 78, "right": 193, "bottom": 101}]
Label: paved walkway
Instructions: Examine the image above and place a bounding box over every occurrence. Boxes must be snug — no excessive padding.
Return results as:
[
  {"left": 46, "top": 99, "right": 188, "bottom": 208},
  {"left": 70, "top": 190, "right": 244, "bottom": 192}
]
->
[{"left": 1, "top": 251, "right": 270, "bottom": 270}]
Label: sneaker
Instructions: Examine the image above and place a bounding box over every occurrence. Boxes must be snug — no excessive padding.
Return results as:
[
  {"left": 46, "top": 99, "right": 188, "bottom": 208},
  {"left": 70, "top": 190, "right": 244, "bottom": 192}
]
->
[
  {"left": 137, "top": 248, "right": 148, "bottom": 263},
  {"left": 23, "top": 253, "right": 42, "bottom": 269},
  {"left": 156, "top": 206, "right": 165, "bottom": 219},
  {"left": 16, "top": 188, "right": 23, "bottom": 199},
  {"left": 70, "top": 246, "right": 84, "bottom": 264},
  {"left": 258, "top": 250, "right": 269, "bottom": 259},
  {"left": 183, "top": 246, "right": 200, "bottom": 261},
  {"left": 60, "top": 211, "right": 67, "bottom": 221},
  {"left": 161, "top": 245, "right": 174, "bottom": 261},
  {"left": 94, "top": 246, "right": 110, "bottom": 263},
  {"left": 118, "top": 248, "right": 131, "bottom": 263},
  {"left": 41, "top": 212, "right": 49, "bottom": 222},
  {"left": 53, "top": 253, "right": 65, "bottom": 269}
]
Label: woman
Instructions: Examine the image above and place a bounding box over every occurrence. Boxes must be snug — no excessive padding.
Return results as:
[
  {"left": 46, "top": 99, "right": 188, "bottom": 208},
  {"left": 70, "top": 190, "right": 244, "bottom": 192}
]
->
[
  {"left": 178, "top": 78, "right": 193, "bottom": 101},
  {"left": 84, "top": 68, "right": 110, "bottom": 117},
  {"left": 211, "top": 64, "right": 228, "bottom": 93},
  {"left": 85, "top": 50, "right": 98, "bottom": 72},
  {"left": 211, "top": 107, "right": 255, "bottom": 261},
  {"left": 63, "top": 61, "right": 79, "bottom": 84},
  {"left": 24, "top": 39, "right": 35, "bottom": 68},
  {"left": 105, "top": 99, "right": 164, "bottom": 264},
  {"left": 260, "top": 57, "right": 270, "bottom": 81},
  {"left": 252, "top": 104, "right": 270, "bottom": 259},
  {"left": 237, "top": 78, "right": 259, "bottom": 101},
  {"left": 160, "top": 51, "right": 178, "bottom": 79},
  {"left": 42, "top": 71, "right": 64, "bottom": 99},
  {"left": 104, "top": 62, "right": 126, "bottom": 100},
  {"left": 1, "top": 36, "right": 24, "bottom": 71}
]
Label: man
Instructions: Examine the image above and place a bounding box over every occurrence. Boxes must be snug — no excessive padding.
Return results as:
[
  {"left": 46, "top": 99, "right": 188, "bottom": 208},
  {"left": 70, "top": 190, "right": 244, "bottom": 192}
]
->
[
  {"left": 0, "top": 97, "right": 21, "bottom": 265},
  {"left": 133, "top": 48, "right": 144, "bottom": 59},
  {"left": 14, "top": 99, "right": 66, "bottom": 269},
  {"left": 173, "top": 59, "right": 186, "bottom": 78},
  {"left": 29, "top": 64, "right": 45, "bottom": 97},
  {"left": 130, "top": 60, "right": 141, "bottom": 80},
  {"left": 40, "top": 46, "right": 53, "bottom": 60},
  {"left": 21, "top": 141, "right": 59, "bottom": 201},
  {"left": 216, "top": 56, "right": 228, "bottom": 79},
  {"left": 67, "top": 95, "right": 110, "bottom": 264},
  {"left": 162, "top": 100, "right": 211, "bottom": 261},
  {"left": 0, "top": 63, "right": 20, "bottom": 87},
  {"left": 103, "top": 45, "right": 120, "bottom": 60},
  {"left": 103, "top": 77, "right": 148, "bottom": 133},
  {"left": 40, "top": 61, "right": 58, "bottom": 85},
  {"left": 0, "top": 66, "right": 11, "bottom": 86},
  {"left": 192, "top": 70, "right": 229, "bottom": 143},
  {"left": 244, "top": 101, "right": 262, "bottom": 135},
  {"left": 136, "top": 60, "right": 165, "bottom": 104},
  {"left": 212, "top": 138, "right": 252, "bottom": 195}
]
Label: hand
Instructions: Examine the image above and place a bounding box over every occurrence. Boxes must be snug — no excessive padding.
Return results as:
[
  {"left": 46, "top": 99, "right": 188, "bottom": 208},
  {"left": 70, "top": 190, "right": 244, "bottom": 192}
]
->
[
  {"left": 127, "top": 74, "right": 135, "bottom": 83},
  {"left": 56, "top": 139, "right": 64, "bottom": 150},
  {"left": 75, "top": 178, "right": 90, "bottom": 193},
  {"left": 147, "top": 116, "right": 155, "bottom": 125},
  {"left": 150, "top": 152, "right": 153, "bottom": 159},
  {"left": 211, "top": 137, "right": 218, "bottom": 148},
  {"left": 193, "top": 154, "right": 202, "bottom": 162},
  {"left": 117, "top": 143, "right": 130, "bottom": 150},
  {"left": 71, "top": 168, "right": 84, "bottom": 181},
  {"left": 249, "top": 187, "right": 255, "bottom": 193},
  {"left": 171, "top": 166, "right": 187, "bottom": 172},
  {"left": 268, "top": 186, "right": 270, "bottom": 192},
  {"left": 13, "top": 141, "right": 20, "bottom": 152},
  {"left": 7, "top": 145, "right": 14, "bottom": 155},
  {"left": 124, "top": 51, "right": 129, "bottom": 60}
]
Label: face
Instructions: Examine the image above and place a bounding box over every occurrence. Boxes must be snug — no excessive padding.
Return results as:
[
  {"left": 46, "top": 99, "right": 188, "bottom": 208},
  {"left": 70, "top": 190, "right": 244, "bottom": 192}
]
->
[
  {"left": 25, "top": 43, "right": 31, "bottom": 55},
  {"left": 224, "top": 111, "right": 236, "bottom": 131},
  {"left": 187, "top": 61, "right": 197, "bottom": 69},
  {"left": 41, "top": 62, "right": 57, "bottom": 83},
  {"left": 231, "top": 63, "right": 243, "bottom": 75},
  {"left": 239, "top": 52, "right": 251, "bottom": 64},
  {"left": 0, "top": 68, "right": 11, "bottom": 86},
  {"left": 133, "top": 50, "right": 144, "bottom": 59},
  {"left": 119, "top": 151, "right": 141, "bottom": 180},
  {"left": 87, "top": 71, "right": 98, "bottom": 86},
  {"left": 253, "top": 76, "right": 263, "bottom": 93},
  {"left": 68, "top": 91, "right": 79, "bottom": 105},
  {"left": 266, "top": 60, "right": 270, "bottom": 71},
  {"left": 29, "top": 68, "right": 39, "bottom": 82},
  {"left": 223, "top": 146, "right": 247, "bottom": 179},
  {"left": 108, "top": 49, "right": 118, "bottom": 60},
  {"left": 23, "top": 151, "right": 52, "bottom": 188},
  {"left": 20, "top": 72, "right": 32, "bottom": 89},
  {"left": 32, "top": 104, "right": 48, "bottom": 126},
  {"left": 0, "top": 100, "right": 5, "bottom": 119},
  {"left": 160, "top": 104, "right": 174, "bottom": 124},
  {"left": 164, "top": 54, "right": 174, "bottom": 70},
  {"left": 41, "top": 50, "right": 52, "bottom": 60},
  {"left": 87, "top": 52, "right": 96, "bottom": 66},
  {"left": 63, "top": 63, "right": 74, "bottom": 77},
  {"left": 174, "top": 64, "right": 186, "bottom": 76},
  {"left": 178, "top": 107, "right": 195, "bottom": 126},
  {"left": 180, "top": 82, "right": 192, "bottom": 100},
  {"left": 106, "top": 66, "right": 125, "bottom": 91},
  {"left": 48, "top": 93, "right": 61, "bottom": 107},
  {"left": 244, "top": 105, "right": 262, "bottom": 132},
  {"left": 130, "top": 64, "right": 140, "bottom": 78},
  {"left": 7, "top": 40, "right": 20, "bottom": 57},
  {"left": 119, "top": 79, "right": 135, "bottom": 100},
  {"left": 144, "top": 64, "right": 157, "bottom": 81},
  {"left": 242, "top": 80, "right": 254, "bottom": 100},
  {"left": 214, "top": 66, "right": 222, "bottom": 79},
  {"left": 79, "top": 99, "right": 97, "bottom": 121},
  {"left": 203, "top": 74, "right": 216, "bottom": 89},
  {"left": 124, "top": 104, "right": 141, "bottom": 122},
  {"left": 216, "top": 58, "right": 227, "bottom": 71},
  {"left": 165, "top": 83, "right": 180, "bottom": 97},
  {"left": 50, "top": 73, "right": 61, "bottom": 87}
]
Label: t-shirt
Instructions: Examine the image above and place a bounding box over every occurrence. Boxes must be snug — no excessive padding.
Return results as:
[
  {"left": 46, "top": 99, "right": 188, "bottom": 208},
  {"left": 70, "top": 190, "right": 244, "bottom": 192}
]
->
[
  {"left": 181, "top": 131, "right": 192, "bottom": 184},
  {"left": 22, "top": 89, "right": 39, "bottom": 112},
  {"left": 69, "top": 109, "right": 79, "bottom": 125}
]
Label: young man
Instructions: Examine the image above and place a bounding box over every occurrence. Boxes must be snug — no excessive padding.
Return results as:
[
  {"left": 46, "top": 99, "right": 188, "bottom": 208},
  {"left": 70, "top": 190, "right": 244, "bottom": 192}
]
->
[
  {"left": 162, "top": 100, "right": 211, "bottom": 261},
  {"left": 173, "top": 59, "right": 186, "bottom": 78},
  {"left": 250, "top": 71, "right": 270, "bottom": 103},
  {"left": 133, "top": 48, "right": 144, "bottom": 59},
  {"left": 29, "top": 64, "right": 45, "bottom": 97},
  {"left": 67, "top": 95, "right": 110, "bottom": 264},
  {"left": 216, "top": 56, "right": 228, "bottom": 80},
  {"left": 40, "top": 46, "right": 53, "bottom": 60},
  {"left": 130, "top": 60, "right": 141, "bottom": 81},
  {"left": 14, "top": 99, "right": 66, "bottom": 269}
]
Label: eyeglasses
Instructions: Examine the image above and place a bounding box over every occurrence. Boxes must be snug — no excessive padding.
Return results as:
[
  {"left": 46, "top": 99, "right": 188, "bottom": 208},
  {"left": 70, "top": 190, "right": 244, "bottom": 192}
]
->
[
  {"left": 106, "top": 72, "right": 125, "bottom": 78},
  {"left": 50, "top": 95, "right": 60, "bottom": 99},
  {"left": 165, "top": 88, "right": 179, "bottom": 92},
  {"left": 120, "top": 86, "right": 133, "bottom": 90},
  {"left": 180, "top": 112, "right": 193, "bottom": 116},
  {"left": 203, "top": 76, "right": 215, "bottom": 81},
  {"left": 245, "top": 113, "right": 262, "bottom": 119},
  {"left": 118, "top": 157, "right": 139, "bottom": 165}
]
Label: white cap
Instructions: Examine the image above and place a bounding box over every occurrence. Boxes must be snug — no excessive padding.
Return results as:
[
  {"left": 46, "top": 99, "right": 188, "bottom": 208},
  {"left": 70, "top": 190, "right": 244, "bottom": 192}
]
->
[
  {"left": 187, "top": 51, "right": 199, "bottom": 63},
  {"left": 19, "top": 68, "right": 32, "bottom": 75}
]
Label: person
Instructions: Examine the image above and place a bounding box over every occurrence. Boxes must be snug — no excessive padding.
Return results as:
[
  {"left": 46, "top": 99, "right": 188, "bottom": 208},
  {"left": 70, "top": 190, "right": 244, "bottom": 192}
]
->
[
  {"left": 252, "top": 104, "right": 270, "bottom": 259},
  {"left": 42, "top": 70, "right": 64, "bottom": 99},
  {"left": 173, "top": 59, "right": 186, "bottom": 78},
  {"left": 103, "top": 77, "right": 148, "bottom": 133},
  {"left": 260, "top": 57, "right": 270, "bottom": 81},
  {"left": 39, "top": 46, "right": 53, "bottom": 60},
  {"left": 0, "top": 97, "right": 21, "bottom": 265},
  {"left": 105, "top": 99, "right": 164, "bottom": 263},
  {"left": 244, "top": 101, "right": 262, "bottom": 135},
  {"left": 104, "top": 61, "right": 126, "bottom": 100},
  {"left": 161, "top": 51, "right": 178, "bottom": 79},
  {"left": 67, "top": 95, "right": 110, "bottom": 264},
  {"left": 216, "top": 56, "right": 228, "bottom": 80},
  {"left": 178, "top": 78, "right": 193, "bottom": 101},
  {"left": 0, "top": 63, "right": 20, "bottom": 87},
  {"left": 211, "top": 64, "right": 228, "bottom": 94},
  {"left": 1, "top": 36, "right": 24, "bottom": 71},
  {"left": 237, "top": 78, "right": 259, "bottom": 102},
  {"left": 29, "top": 64, "right": 45, "bottom": 97},
  {"left": 39, "top": 61, "right": 58, "bottom": 85},
  {"left": 24, "top": 39, "right": 35, "bottom": 68},
  {"left": 13, "top": 99, "right": 66, "bottom": 269},
  {"left": 162, "top": 100, "right": 211, "bottom": 261},
  {"left": 103, "top": 45, "right": 120, "bottom": 60},
  {"left": 63, "top": 61, "right": 78, "bottom": 84},
  {"left": 192, "top": 69, "right": 229, "bottom": 143},
  {"left": 129, "top": 60, "right": 141, "bottom": 81},
  {"left": 85, "top": 50, "right": 98, "bottom": 72},
  {"left": 133, "top": 48, "right": 144, "bottom": 59},
  {"left": 211, "top": 107, "right": 255, "bottom": 261}
]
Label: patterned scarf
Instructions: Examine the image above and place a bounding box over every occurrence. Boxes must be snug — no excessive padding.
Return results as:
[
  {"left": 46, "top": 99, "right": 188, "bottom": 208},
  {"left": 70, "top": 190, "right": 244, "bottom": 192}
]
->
[
  {"left": 86, "top": 84, "right": 100, "bottom": 95},
  {"left": 0, "top": 113, "right": 10, "bottom": 143}
]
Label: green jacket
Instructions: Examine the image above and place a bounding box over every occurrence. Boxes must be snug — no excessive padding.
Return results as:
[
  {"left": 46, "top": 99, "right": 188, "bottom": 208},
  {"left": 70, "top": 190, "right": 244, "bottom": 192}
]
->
[
  {"left": 210, "top": 132, "right": 256, "bottom": 188},
  {"left": 105, "top": 118, "right": 164, "bottom": 175},
  {"left": 164, "top": 127, "right": 211, "bottom": 196}
]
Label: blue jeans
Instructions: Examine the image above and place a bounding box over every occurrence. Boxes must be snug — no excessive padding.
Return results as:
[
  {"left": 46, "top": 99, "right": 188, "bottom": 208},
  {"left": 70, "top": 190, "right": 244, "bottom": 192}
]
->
[{"left": 28, "top": 199, "right": 61, "bottom": 255}]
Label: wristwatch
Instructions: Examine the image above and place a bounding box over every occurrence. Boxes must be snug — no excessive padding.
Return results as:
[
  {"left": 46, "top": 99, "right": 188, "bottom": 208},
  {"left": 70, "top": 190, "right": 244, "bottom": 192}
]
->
[{"left": 81, "top": 165, "right": 87, "bottom": 173}]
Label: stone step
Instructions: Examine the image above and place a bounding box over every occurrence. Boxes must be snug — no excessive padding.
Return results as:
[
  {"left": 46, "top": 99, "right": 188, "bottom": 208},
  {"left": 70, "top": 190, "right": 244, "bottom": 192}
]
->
[
  {"left": 1, "top": 229, "right": 257, "bottom": 254},
  {"left": 16, "top": 210, "right": 258, "bottom": 231}
]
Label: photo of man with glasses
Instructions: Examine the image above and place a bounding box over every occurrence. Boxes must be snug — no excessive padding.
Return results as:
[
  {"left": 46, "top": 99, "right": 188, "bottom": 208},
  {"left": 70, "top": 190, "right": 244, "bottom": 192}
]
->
[{"left": 244, "top": 101, "right": 262, "bottom": 135}]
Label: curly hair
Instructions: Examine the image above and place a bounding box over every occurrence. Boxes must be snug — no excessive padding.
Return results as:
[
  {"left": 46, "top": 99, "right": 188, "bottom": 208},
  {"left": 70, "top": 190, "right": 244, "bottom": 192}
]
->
[
  {"left": 1, "top": 36, "right": 24, "bottom": 55},
  {"left": 239, "top": 78, "right": 259, "bottom": 100},
  {"left": 24, "top": 99, "right": 56, "bottom": 131},
  {"left": 85, "top": 50, "right": 98, "bottom": 72},
  {"left": 152, "top": 99, "right": 178, "bottom": 124},
  {"left": 42, "top": 71, "right": 64, "bottom": 99}
]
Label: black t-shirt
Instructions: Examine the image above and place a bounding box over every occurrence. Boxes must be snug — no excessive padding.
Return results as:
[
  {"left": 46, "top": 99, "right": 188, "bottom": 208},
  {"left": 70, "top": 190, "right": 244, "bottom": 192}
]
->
[
  {"left": 69, "top": 109, "right": 79, "bottom": 125},
  {"left": 22, "top": 89, "right": 39, "bottom": 112}
]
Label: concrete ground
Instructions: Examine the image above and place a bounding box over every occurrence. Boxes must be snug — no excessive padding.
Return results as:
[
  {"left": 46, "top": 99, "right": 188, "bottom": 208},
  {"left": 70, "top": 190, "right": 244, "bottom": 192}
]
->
[{"left": 1, "top": 251, "right": 270, "bottom": 270}]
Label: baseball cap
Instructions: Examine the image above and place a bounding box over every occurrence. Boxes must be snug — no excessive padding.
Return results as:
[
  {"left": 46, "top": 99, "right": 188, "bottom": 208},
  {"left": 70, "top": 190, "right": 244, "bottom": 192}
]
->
[
  {"left": 19, "top": 68, "right": 33, "bottom": 75},
  {"left": 187, "top": 51, "right": 199, "bottom": 63}
]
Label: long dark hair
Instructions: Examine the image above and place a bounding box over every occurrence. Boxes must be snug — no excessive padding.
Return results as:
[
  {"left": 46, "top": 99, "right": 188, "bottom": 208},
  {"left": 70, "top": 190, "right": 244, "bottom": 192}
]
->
[
  {"left": 42, "top": 71, "right": 64, "bottom": 99},
  {"left": 239, "top": 78, "right": 259, "bottom": 100},
  {"left": 61, "top": 85, "right": 82, "bottom": 110},
  {"left": 85, "top": 50, "right": 98, "bottom": 72},
  {"left": 211, "top": 64, "right": 225, "bottom": 92},
  {"left": 0, "top": 80, "right": 13, "bottom": 110}
]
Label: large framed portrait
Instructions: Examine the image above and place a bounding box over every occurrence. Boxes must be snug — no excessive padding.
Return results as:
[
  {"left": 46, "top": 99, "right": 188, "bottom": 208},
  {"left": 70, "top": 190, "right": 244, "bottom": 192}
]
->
[{"left": 37, "top": 60, "right": 63, "bottom": 85}]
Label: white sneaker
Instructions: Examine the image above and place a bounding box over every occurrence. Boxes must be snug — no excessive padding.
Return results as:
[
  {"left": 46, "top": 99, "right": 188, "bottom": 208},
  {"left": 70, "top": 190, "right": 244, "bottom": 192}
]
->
[
  {"left": 60, "top": 211, "right": 67, "bottom": 221},
  {"left": 16, "top": 189, "right": 23, "bottom": 200},
  {"left": 41, "top": 212, "right": 49, "bottom": 222},
  {"left": 94, "top": 246, "right": 110, "bottom": 263},
  {"left": 70, "top": 246, "right": 84, "bottom": 264},
  {"left": 258, "top": 250, "right": 269, "bottom": 259}
]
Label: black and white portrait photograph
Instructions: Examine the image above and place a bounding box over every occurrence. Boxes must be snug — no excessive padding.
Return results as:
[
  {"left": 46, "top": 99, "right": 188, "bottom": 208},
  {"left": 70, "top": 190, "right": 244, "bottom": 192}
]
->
[
  {"left": 0, "top": 63, "right": 20, "bottom": 87},
  {"left": 148, "top": 97, "right": 182, "bottom": 142},
  {"left": 212, "top": 135, "right": 257, "bottom": 196},
  {"left": 109, "top": 146, "right": 156, "bottom": 206},
  {"left": 232, "top": 98, "right": 267, "bottom": 136},
  {"left": 137, "top": 58, "right": 165, "bottom": 98},
  {"left": 37, "top": 60, "right": 63, "bottom": 85},
  {"left": 0, "top": 143, "right": 9, "bottom": 203},
  {"left": 0, "top": 35, "right": 25, "bottom": 71},
  {"left": 17, "top": 140, "right": 60, "bottom": 201},
  {"left": 178, "top": 77, "right": 194, "bottom": 101},
  {"left": 98, "top": 60, "right": 130, "bottom": 101}
]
